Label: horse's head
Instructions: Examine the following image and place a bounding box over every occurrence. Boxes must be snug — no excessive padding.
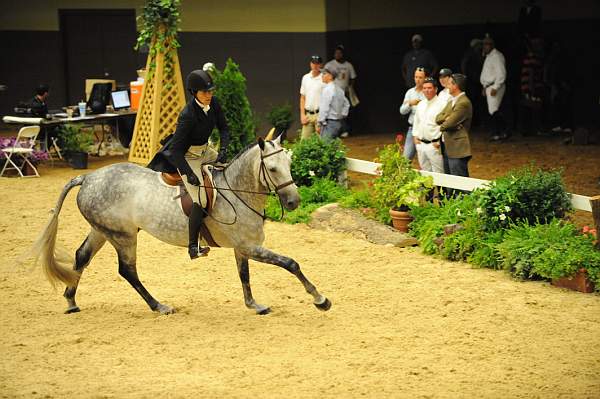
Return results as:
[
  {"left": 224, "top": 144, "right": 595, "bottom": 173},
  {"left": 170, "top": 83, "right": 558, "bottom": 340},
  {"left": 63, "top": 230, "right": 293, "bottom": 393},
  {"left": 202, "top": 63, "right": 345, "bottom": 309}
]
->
[{"left": 257, "top": 136, "right": 300, "bottom": 210}]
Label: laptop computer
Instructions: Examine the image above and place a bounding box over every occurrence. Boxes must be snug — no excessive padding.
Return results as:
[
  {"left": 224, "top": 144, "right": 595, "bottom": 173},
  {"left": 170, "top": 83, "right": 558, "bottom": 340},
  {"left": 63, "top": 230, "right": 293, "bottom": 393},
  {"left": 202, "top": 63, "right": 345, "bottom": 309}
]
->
[{"left": 111, "top": 90, "right": 131, "bottom": 110}]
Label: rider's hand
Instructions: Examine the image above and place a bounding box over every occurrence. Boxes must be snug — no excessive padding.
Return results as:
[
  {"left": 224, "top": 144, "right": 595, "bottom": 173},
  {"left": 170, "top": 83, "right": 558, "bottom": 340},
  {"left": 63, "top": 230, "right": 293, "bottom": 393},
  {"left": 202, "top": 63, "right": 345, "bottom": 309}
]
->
[{"left": 186, "top": 172, "right": 200, "bottom": 186}]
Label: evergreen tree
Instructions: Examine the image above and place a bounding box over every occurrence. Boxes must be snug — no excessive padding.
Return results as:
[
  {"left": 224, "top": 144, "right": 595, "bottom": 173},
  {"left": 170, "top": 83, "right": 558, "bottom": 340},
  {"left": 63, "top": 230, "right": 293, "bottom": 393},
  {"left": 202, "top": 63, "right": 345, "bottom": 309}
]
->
[{"left": 211, "top": 59, "right": 256, "bottom": 159}]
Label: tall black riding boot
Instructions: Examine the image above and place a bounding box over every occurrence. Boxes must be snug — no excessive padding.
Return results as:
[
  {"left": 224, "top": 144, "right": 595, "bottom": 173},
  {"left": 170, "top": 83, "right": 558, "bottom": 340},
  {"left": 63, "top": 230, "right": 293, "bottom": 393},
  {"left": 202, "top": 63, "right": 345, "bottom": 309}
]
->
[{"left": 188, "top": 203, "right": 210, "bottom": 260}]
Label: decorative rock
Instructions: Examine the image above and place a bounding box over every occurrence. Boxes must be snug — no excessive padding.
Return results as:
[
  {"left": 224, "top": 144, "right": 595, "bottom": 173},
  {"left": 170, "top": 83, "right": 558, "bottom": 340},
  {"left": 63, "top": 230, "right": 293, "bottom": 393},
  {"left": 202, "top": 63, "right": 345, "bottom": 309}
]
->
[{"left": 308, "top": 203, "right": 419, "bottom": 248}]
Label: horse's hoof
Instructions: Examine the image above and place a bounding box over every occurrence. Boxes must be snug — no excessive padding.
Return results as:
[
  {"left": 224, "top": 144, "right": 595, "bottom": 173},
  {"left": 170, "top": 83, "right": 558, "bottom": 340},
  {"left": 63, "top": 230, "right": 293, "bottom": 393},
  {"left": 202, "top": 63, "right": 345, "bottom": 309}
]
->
[
  {"left": 314, "top": 298, "right": 331, "bottom": 311},
  {"left": 64, "top": 306, "right": 80, "bottom": 314},
  {"left": 256, "top": 306, "right": 271, "bottom": 315},
  {"left": 156, "top": 304, "right": 176, "bottom": 315}
]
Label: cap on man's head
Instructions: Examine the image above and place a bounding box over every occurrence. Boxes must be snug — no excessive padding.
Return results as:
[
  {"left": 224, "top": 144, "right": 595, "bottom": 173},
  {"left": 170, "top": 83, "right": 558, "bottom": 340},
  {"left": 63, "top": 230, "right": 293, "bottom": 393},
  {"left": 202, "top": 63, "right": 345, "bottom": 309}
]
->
[
  {"left": 335, "top": 44, "right": 345, "bottom": 51},
  {"left": 423, "top": 77, "right": 437, "bottom": 86},
  {"left": 36, "top": 84, "right": 49, "bottom": 95},
  {"left": 322, "top": 67, "right": 337, "bottom": 78},
  {"left": 412, "top": 34, "right": 423, "bottom": 42},
  {"left": 483, "top": 34, "right": 494, "bottom": 45},
  {"left": 439, "top": 68, "right": 453, "bottom": 77},
  {"left": 451, "top": 73, "right": 467, "bottom": 91},
  {"left": 310, "top": 55, "right": 323, "bottom": 64}
]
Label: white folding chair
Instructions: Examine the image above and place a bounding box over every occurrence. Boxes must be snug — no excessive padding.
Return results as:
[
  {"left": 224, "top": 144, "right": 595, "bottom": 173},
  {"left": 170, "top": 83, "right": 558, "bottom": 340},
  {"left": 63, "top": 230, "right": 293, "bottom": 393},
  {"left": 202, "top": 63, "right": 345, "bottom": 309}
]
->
[{"left": 0, "top": 125, "right": 41, "bottom": 177}]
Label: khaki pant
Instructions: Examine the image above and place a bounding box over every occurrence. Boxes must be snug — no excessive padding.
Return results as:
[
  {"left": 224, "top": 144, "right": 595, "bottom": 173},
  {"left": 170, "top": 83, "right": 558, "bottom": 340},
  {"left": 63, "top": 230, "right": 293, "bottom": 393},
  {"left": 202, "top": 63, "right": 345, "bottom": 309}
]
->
[
  {"left": 181, "top": 144, "right": 218, "bottom": 208},
  {"left": 301, "top": 113, "right": 319, "bottom": 139}
]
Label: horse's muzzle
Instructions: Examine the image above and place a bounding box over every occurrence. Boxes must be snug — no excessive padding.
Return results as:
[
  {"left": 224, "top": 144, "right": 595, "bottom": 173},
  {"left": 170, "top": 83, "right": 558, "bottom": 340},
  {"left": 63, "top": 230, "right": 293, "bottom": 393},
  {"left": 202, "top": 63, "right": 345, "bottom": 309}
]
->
[{"left": 280, "top": 189, "right": 300, "bottom": 211}]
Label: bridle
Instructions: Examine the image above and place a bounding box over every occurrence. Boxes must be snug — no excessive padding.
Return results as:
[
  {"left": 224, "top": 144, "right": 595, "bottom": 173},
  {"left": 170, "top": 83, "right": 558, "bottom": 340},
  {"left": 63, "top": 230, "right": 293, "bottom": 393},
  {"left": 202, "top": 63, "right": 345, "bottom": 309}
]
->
[{"left": 218, "top": 146, "right": 295, "bottom": 222}]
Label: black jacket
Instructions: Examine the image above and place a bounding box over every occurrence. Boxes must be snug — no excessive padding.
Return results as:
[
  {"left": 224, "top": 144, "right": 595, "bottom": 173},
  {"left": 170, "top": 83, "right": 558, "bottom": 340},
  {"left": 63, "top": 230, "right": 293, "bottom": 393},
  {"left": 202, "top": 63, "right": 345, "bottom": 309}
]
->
[
  {"left": 148, "top": 96, "right": 229, "bottom": 175},
  {"left": 28, "top": 96, "right": 48, "bottom": 117}
]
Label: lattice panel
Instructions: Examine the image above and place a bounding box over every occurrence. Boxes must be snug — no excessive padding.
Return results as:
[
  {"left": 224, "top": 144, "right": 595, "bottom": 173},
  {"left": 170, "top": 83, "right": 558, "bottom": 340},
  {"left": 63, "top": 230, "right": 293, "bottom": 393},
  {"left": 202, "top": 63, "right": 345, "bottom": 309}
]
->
[{"left": 129, "top": 39, "right": 186, "bottom": 164}]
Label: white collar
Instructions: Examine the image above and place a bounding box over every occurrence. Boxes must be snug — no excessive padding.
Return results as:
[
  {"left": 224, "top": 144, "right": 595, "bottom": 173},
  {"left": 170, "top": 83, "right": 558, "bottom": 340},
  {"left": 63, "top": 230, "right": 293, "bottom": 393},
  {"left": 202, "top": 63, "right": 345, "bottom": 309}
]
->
[{"left": 195, "top": 98, "right": 210, "bottom": 114}]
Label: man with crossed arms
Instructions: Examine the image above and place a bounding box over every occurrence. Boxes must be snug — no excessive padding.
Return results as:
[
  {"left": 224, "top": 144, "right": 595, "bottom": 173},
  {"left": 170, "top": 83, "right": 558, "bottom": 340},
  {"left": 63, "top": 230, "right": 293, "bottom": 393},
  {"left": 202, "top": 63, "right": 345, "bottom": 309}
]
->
[{"left": 412, "top": 77, "right": 447, "bottom": 173}]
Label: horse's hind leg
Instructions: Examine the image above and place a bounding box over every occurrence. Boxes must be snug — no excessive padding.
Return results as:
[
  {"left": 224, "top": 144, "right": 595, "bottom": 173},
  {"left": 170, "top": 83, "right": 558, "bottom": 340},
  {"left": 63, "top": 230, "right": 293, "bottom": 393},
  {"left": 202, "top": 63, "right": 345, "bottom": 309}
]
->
[
  {"left": 63, "top": 228, "right": 106, "bottom": 314},
  {"left": 243, "top": 246, "right": 331, "bottom": 312},
  {"left": 234, "top": 249, "right": 271, "bottom": 315},
  {"left": 110, "top": 234, "right": 175, "bottom": 315}
]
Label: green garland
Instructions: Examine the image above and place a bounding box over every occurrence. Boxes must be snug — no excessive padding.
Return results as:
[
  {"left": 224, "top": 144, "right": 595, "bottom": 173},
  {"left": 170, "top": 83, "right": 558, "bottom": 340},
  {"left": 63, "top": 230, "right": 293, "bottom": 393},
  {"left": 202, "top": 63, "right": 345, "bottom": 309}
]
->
[{"left": 135, "top": 0, "right": 181, "bottom": 83}]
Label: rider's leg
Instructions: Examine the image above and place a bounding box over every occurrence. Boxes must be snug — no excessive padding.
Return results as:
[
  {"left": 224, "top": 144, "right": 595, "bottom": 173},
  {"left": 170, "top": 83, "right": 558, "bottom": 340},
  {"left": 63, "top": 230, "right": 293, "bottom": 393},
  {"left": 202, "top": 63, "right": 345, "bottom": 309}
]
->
[{"left": 188, "top": 203, "right": 210, "bottom": 259}]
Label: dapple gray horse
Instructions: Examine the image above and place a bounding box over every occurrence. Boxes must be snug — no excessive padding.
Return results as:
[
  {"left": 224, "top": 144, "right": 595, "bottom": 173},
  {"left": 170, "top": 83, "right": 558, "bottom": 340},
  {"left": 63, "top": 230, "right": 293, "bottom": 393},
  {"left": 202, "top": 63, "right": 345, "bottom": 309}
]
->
[{"left": 29, "top": 136, "right": 331, "bottom": 315}]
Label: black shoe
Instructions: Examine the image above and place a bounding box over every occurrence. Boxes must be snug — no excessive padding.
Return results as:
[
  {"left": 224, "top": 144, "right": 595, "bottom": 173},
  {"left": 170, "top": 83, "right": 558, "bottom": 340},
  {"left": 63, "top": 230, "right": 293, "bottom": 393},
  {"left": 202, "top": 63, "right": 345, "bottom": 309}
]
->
[{"left": 188, "top": 244, "right": 210, "bottom": 260}]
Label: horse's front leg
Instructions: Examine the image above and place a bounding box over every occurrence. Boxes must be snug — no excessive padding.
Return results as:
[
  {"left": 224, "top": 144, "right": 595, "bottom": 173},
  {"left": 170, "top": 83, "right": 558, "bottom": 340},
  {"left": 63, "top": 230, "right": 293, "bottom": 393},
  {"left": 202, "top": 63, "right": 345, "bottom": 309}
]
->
[
  {"left": 234, "top": 250, "right": 271, "bottom": 315},
  {"left": 241, "top": 246, "right": 331, "bottom": 312}
]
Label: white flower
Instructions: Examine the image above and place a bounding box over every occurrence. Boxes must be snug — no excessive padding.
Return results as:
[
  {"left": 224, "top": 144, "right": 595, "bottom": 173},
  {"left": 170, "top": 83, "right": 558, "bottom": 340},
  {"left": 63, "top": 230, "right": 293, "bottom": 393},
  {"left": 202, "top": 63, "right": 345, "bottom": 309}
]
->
[
  {"left": 499, "top": 213, "right": 507, "bottom": 221},
  {"left": 456, "top": 209, "right": 462, "bottom": 216},
  {"left": 308, "top": 170, "right": 315, "bottom": 176},
  {"left": 504, "top": 206, "right": 511, "bottom": 212},
  {"left": 476, "top": 207, "right": 483, "bottom": 214}
]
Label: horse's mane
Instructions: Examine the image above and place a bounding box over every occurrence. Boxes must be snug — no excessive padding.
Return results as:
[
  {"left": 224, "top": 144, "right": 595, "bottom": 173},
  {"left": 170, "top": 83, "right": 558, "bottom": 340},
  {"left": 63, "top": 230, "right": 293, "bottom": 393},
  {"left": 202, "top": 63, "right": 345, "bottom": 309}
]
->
[{"left": 225, "top": 140, "right": 276, "bottom": 167}]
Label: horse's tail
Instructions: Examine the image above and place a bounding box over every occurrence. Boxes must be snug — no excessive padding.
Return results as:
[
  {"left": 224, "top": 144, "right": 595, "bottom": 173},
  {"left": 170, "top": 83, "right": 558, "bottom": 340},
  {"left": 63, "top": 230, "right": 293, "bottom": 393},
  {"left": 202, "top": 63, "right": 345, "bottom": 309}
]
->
[{"left": 28, "top": 175, "right": 85, "bottom": 287}]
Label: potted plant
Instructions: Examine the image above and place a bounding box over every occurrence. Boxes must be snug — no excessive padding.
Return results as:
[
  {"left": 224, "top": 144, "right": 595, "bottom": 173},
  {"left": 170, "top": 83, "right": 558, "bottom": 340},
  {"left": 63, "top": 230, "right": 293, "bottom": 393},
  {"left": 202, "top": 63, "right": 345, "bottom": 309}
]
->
[
  {"left": 266, "top": 103, "right": 293, "bottom": 141},
  {"left": 57, "top": 124, "right": 94, "bottom": 169},
  {"left": 372, "top": 141, "right": 433, "bottom": 232}
]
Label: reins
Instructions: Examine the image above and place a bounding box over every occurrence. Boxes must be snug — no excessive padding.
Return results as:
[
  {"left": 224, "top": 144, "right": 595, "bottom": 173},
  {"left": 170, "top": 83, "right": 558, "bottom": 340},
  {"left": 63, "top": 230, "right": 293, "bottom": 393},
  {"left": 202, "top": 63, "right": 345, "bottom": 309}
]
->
[{"left": 195, "top": 145, "right": 294, "bottom": 223}]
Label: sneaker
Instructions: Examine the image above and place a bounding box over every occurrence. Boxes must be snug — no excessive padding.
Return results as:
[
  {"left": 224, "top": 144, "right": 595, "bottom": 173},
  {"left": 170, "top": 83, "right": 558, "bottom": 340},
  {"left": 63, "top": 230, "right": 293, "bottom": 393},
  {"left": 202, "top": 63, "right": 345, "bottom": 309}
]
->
[
  {"left": 340, "top": 132, "right": 349, "bottom": 138},
  {"left": 551, "top": 126, "right": 563, "bottom": 133}
]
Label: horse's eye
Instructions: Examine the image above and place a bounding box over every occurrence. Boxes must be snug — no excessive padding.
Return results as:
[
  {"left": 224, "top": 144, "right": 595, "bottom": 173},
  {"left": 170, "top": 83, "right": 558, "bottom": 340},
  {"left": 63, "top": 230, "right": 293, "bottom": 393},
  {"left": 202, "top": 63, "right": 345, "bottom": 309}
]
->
[{"left": 269, "top": 167, "right": 277, "bottom": 173}]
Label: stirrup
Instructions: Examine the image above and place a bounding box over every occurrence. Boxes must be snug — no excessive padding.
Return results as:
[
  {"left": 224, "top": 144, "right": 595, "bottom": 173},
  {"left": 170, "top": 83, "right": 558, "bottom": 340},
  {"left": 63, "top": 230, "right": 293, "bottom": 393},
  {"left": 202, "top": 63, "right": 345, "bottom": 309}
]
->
[{"left": 188, "top": 244, "right": 210, "bottom": 260}]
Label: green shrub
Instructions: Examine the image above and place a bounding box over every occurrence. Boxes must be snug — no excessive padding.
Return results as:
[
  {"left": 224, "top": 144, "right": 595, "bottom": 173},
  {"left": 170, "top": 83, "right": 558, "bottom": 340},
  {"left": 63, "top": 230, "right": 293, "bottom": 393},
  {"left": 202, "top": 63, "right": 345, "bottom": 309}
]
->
[
  {"left": 57, "top": 124, "right": 94, "bottom": 153},
  {"left": 477, "top": 165, "right": 572, "bottom": 231},
  {"left": 266, "top": 103, "right": 293, "bottom": 131},
  {"left": 211, "top": 58, "right": 256, "bottom": 159},
  {"left": 265, "top": 177, "right": 349, "bottom": 224},
  {"left": 339, "top": 186, "right": 377, "bottom": 210},
  {"left": 372, "top": 143, "right": 433, "bottom": 223},
  {"left": 289, "top": 136, "right": 346, "bottom": 186},
  {"left": 497, "top": 220, "right": 600, "bottom": 288}
]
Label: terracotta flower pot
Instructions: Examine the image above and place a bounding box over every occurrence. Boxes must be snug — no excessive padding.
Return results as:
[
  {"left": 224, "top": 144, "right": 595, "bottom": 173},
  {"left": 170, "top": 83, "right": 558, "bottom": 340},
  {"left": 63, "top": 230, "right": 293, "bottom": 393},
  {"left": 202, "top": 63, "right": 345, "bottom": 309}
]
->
[
  {"left": 389, "top": 208, "right": 413, "bottom": 232},
  {"left": 552, "top": 271, "right": 595, "bottom": 293}
]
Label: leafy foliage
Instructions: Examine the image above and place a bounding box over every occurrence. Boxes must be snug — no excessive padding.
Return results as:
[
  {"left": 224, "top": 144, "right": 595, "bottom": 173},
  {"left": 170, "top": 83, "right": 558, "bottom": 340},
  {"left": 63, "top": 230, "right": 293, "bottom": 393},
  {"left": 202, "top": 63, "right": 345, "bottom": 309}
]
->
[
  {"left": 477, "top": 165, "right": 572, "bottom": 231},
  {"left": 57, "top": 124, "right": 94, "bottom": 153},
  {"left": 266, "top": 103, "right": 293, "bottom": 131},
  {"left": 497, "top": 220, "right": 600, "bottom": 288},
  {"left": 289, "top": 135, "right": 346, "bottom": 186},
  {"left": 265, "top": 177, "right": 349, "bottom": 224},
  {"left": 372, "top": 142, "right": 433, "bottom": 223},
  {"left": 135, "top": 0, "right": 181, "bottom": 83},
  {"left": 0, "top": 137, "right": 48, "bottom": 163},
  {"left": 211, "top": 59, "right": 256, "bottom": 159}
]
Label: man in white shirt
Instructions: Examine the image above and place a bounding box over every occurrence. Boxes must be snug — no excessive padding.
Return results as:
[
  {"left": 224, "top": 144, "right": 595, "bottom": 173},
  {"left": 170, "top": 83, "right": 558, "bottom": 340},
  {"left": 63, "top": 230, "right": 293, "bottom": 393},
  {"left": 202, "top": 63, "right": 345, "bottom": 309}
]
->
[
  {"left": 413, "top": 78, "right": 446, "bottom": 173},
  {"left": 299, "top": 55, "right": 324, "bottom": 139},
  {"left": 437, "top": 68, "right": 453, "bottom": 104},
  {"left": 480, "top": 35, "right": 508, "bottom": 141},
  {"left": 324, "top": 44, "right": 357, "bottom": 138},
  {"left": 399, "top": 67, "right": 426, "bottom": 160},
  {"left": 317, "top": 68, "right": 350, "bottom": 141}
]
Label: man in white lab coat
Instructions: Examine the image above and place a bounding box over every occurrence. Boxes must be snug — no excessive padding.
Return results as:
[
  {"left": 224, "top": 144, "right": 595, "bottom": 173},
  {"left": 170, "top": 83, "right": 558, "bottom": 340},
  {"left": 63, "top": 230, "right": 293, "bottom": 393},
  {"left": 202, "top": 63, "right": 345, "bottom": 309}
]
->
[{"left": 480, "top": 35, "right": 508, "bottom": 141}]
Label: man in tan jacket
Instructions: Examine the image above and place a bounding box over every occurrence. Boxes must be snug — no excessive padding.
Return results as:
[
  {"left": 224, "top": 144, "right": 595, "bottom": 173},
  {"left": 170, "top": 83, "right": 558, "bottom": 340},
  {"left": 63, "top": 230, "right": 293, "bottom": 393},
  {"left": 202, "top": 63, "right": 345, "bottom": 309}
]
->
[{"left": 435, "top": 73, "right": 473, "bottom": 177}]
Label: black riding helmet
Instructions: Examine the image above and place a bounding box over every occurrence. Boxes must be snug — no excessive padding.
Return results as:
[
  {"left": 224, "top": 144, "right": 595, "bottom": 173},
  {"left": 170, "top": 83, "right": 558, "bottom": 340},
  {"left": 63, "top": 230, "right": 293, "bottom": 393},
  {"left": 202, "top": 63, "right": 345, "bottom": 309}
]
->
[{"left": 186, "top": 69, "right": 215, "bottom": 95}]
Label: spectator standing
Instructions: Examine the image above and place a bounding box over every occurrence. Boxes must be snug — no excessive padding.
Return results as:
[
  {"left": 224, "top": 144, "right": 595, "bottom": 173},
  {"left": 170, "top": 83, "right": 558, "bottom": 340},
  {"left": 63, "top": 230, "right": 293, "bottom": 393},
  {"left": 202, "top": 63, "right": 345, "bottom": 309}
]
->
[
  {"left": 299, "top": 55, "right": 324, "bottom": 139},
  {"left": 480, "top": 35, "right": 508, "bottom": 141},
  {"left": 324, "top": 45, "right": 357, "bottom": 138},
  {"left": 413, "top": 78, "right": 446, "bottom": 173},
  {"left": 437, "top": 68, "right": 453, "bottom": 104},
  {"left": 545, "top": 40, "right": 573, "bottom": 134},
  {"left": 518, "top": 36, "right": 545, "bottom": 135},
  {"left": 461, "top": 39, "right": 485, "bottom": 126},
  {"left": 436, "top": 74, "right": 473, "bottom": 177},
  {"left": 402, "top": 34, "right": 438, "bottom": 88},
  {"left": 399, "top": 67, "right": 426, "bottom": 160},
  {"left": 317, "top": 68, "right": 349, "bottom": 141}
]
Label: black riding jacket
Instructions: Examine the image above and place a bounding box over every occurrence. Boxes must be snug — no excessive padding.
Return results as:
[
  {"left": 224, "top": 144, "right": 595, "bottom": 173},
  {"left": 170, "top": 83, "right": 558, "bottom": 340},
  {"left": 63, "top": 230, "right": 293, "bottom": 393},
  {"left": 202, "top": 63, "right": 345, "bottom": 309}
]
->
[{"left": 148, "top": 96, "right": 229, "bottom": 176}]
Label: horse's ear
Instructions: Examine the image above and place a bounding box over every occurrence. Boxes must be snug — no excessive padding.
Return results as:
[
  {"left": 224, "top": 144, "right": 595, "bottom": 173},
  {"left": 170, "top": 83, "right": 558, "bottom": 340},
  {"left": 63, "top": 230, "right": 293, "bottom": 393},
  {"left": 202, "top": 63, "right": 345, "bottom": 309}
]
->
[
  {"left": 265, "top": 127, "right": 275, "bottom": 141},
  {"left": 273, "top": 134, "right": 282, "bottom": 145},
  {"left": 257, "top": 136, "right": 265, "bottom": 151}
]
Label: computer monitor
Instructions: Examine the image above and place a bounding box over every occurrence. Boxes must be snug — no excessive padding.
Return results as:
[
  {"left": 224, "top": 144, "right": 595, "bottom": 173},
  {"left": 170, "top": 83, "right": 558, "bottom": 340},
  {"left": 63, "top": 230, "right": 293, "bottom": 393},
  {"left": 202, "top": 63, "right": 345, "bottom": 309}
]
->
[
  {"left": 87, "top": 82, "right": 112, "bottom": 113},
  {"left": 111, "top": 90, "right": 131, "bottom": 110}
]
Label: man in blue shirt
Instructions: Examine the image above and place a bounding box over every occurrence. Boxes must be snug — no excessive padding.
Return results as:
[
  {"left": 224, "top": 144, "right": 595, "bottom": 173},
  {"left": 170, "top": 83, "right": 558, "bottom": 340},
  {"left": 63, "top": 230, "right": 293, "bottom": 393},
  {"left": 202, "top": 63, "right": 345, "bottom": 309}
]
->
[{"left": 317, "top": 68, "right": 349, "bottom": 141}]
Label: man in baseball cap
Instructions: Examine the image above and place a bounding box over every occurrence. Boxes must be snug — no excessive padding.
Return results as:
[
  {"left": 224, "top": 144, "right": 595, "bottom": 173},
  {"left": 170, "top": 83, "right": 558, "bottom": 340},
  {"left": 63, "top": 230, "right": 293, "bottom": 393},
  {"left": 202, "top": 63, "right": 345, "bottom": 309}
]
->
[
  {"left": 438, "top": 68, "right": 453, "bottom": 103},
  {"left": 299, "top": 55, "right": 324, "bottom": 139}
]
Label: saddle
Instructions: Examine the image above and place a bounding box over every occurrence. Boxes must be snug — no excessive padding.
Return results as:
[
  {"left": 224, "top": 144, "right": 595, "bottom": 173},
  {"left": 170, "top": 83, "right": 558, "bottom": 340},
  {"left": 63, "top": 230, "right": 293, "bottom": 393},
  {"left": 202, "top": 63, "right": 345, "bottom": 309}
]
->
[{"left": 161, "top": 166, "right": 219, "bottom": 247}]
